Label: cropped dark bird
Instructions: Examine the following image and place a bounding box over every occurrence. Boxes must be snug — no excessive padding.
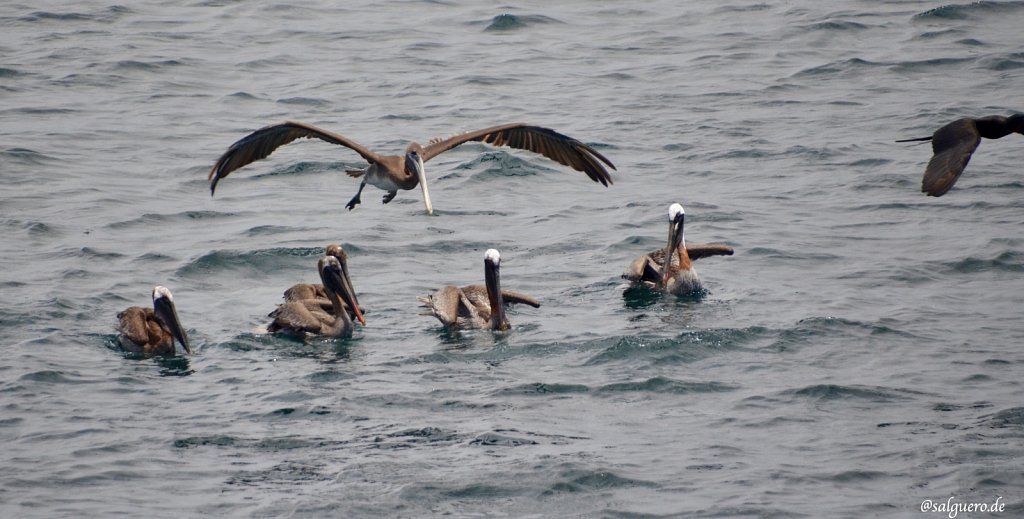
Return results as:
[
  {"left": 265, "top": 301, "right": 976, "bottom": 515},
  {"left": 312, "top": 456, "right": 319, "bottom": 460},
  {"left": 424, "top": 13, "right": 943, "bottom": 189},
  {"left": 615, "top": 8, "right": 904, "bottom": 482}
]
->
[
  {"left": 420, "top": 249, "right": 540, "bottom": 331},
  {"left": 208, "top": 120, "right": 616, "bottom": 215},
  {"left": 897, "top": 113, "right": 1024, "bottom": 197},
  {"left": 268, "top": 254, "right": 366, "bottom": 338},
  {"left": 116, "top": 286, "right": 192, "bottom": 356},
  {"left": 623, "top": 203, "right": 734, "bottom": 296}
]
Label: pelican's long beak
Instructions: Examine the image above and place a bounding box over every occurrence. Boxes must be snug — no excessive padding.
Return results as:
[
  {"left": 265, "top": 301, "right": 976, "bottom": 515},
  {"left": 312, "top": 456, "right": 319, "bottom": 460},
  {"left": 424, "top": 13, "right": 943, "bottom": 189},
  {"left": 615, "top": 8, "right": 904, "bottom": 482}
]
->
[
  {"left": 661, "top": 214, "right": 685, "bottom": 286},
  {"left": 152, "top": 288, "right": 192, "bottom": 354},
  {"left": 409, "top": 153, "right": 433, "bottom": 215},
  {"left": 483, "top": 249, "right": 509, "bottom": 331},
  {"left": 336, "top": 253, "right": 365, "bottom": 324},
  {"left": 323, "top": 258, "right": 366, "bottom": 326}
]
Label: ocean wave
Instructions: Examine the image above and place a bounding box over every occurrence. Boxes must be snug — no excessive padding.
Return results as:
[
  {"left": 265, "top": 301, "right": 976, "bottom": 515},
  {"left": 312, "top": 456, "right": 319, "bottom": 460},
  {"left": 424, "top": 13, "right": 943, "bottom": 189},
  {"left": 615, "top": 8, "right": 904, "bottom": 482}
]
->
[
  {"left": 916, "top": 1, "right": 1024, "bottom": 20},
  {"left": 483, "top": 13, "right": 563, "bottom": 32}
]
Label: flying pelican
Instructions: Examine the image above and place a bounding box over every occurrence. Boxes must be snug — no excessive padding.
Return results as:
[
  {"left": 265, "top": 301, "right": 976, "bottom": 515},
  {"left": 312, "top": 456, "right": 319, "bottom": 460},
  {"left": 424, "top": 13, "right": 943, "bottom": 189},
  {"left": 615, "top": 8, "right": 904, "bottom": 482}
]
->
[
  {"left": 623, "top": 203, "right": 734, "bottom": 296},
  {"left": 268, "top": 255, "right": 366, "bottom": 338},
  {"left": 116, "top": 286, "right": 192, "bottom": 356},
  {"left": 897, "top": 113, "right": 1024, "bottom": 196},
  {"left": 420, "top": 249, "right": 540, "bottom": 331},
  {"left": 208, "top": 120, "right": 616, "bottom": 215},
  {"left": 281, "top": 244, "right": 365, "bottom": 320}
]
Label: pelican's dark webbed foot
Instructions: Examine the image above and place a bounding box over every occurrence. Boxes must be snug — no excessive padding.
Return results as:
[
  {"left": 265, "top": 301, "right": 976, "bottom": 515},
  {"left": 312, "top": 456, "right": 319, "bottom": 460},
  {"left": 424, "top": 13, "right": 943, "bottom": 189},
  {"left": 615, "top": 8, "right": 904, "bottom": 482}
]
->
[
  {"left": 346, "top": 181, "right": 367, "bottom": 211},
  {"left": 382, "top": 190, "right": 398, "bottom": 204},
  {"left": 345, "top": 193, "right": 361, "bottom": 211}
]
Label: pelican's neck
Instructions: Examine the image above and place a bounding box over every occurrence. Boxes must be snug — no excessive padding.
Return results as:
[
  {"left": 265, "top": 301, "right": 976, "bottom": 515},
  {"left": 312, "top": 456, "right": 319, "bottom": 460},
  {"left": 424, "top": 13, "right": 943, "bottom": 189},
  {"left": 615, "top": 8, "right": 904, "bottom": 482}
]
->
[
  {"left": 484, "top": 254, "right": 508, "bottom": 331},
  {"left": 327, "top": 288, "right": 347, "bottom": 324}
]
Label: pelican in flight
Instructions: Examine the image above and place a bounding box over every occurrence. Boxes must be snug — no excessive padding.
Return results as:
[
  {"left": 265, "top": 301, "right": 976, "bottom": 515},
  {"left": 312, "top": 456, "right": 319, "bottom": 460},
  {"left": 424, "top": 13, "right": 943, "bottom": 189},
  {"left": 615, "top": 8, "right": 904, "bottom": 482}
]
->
[
  {"left": 208, "top": 121, "right": 616, "bottom": 215},
  {"left": 897, "top": 113, "right": 1024, "bottom": 196},
  {"left": 268, "top": 254, "right": 366, "bottom": 338},
  {"left": 623, "top": 203, "right": 734, "bottom": 296},
  {"left": 420, "top": 249, "right": 540, "bottom": 331},
  {"left": 116, "top": 286, "right": 192, "bottom": 356},
  {"left": 281, "top": 244, "right": 365, "bottom": 320}
]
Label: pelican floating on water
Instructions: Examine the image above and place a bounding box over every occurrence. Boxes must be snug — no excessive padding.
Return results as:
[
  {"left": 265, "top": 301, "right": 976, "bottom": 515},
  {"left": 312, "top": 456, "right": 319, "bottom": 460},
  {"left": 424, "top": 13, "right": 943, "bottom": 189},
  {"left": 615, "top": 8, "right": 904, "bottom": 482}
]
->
[
  {"left": 420, "top": 249, "right": 540, "bottom": 331},
  {"left": 281, "top": 244, "right": 365, "bottom": 320},
  {"left": 116, "top": 286, "right": 192, "bottom": 356},
  {"left": 623, "top": 203, "right": 734, "bottom": 296},
  {"left": 268, "top": 254, "right": 366, "bottom": 338},
  {"left": 897, "top": 113, "right": 1024, "bottom": 196},
  {"left": 209, "top": 121, "right": 616, "bottom": 215}
]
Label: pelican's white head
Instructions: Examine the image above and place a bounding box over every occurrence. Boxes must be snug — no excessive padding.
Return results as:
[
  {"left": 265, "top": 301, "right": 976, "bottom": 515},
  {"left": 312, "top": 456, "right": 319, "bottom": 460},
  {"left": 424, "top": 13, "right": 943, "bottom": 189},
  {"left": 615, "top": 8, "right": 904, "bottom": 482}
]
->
[
  {"left": 484, "top": 248, "right": 501, "bottom": 265},
  {"left": 152, "top": 285, "right": 173, "bottom": 302},
  {"left": 668, "top": 203, "right": 685, "bottom": 222}
]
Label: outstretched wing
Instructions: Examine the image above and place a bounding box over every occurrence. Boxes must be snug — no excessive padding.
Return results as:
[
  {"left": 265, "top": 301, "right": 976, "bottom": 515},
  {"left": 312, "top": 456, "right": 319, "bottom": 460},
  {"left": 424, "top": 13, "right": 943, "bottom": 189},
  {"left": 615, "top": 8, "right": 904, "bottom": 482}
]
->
[
  {"left": 499, "top": 290, "right": 541, "bottom": 308},
  {"left": 647, "top": 242, "right": 734, "bottom": 265},
  {"left": 209, "top": 121, "right": 384, "bottom": 194},
  {"left": 921, "top": 118, "right": 981, "bottom": 197},
  {"left": 420, "top": 123, "right": 616, "bottom": 186},
  {"left": 685, "top": 243, "right": 735, "bottom": 261}
]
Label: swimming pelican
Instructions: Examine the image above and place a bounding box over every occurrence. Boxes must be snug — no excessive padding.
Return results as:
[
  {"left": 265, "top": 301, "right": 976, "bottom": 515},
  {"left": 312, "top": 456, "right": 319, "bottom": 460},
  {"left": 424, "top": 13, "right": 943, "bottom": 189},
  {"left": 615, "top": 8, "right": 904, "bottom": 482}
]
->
[
  {"left": 897, "top": 113, "right": 1024, "bottom": 196},
  {"left": 281, "top": 244, "right": 365, "bottom": 320},
  {"left": 268, "top": 255, "right": 366, "bottom": 338},
  {"left": 116, "top": 286, "right": 192, "bottom": 356},
  {"left": 623, "top": 203, "right": 734, "bottom": 295},
  {"left": 208, "top": 121, "right": 616, "bottom": 215},
  {"left": 420, "top": 249, "right": 540, "bottom": 331}
]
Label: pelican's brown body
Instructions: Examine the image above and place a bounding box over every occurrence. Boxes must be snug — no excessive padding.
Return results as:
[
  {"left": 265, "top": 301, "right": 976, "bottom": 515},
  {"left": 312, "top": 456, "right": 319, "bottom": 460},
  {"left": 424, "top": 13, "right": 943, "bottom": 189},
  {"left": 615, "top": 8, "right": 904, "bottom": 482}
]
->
[
  {"left": 420, "top": 249, "right": 539, "bottom": 331},
  {"left": 625, "top": 243, "right": 734, "bottom": 295},
  {"left": 623, "top": 204, "right": 733, "bottom": 296},
  {"left": 116, "top": 286, "right": 192, "bottom": 357},
  {"left": 209, "top": 121, "right": 616, "bottom": 214},
  {"left": 898, "top": 113, "right": 1024, "bottom": 196}
]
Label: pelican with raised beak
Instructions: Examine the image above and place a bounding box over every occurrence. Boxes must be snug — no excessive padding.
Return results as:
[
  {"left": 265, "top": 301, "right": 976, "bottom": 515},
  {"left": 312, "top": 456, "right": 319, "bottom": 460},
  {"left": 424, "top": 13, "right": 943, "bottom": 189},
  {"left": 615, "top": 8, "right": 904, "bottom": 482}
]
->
[
  {"left": 269, "top": 254, "right": 366, "bottom": 338},
  {"left": 624, "top": 203, "right": 734, "bottom": 296},
  {"left": 208, "top": 121, "right": 616, "bottom": 215},
  {"left": 281, "top": 244, "right": 365, "bottom": 320},
  {"left": 420, "top": 249, "right": 540, "bottom": 331},
  {"left": 116, "top": 286, "right": 192, "bottom": 356}
]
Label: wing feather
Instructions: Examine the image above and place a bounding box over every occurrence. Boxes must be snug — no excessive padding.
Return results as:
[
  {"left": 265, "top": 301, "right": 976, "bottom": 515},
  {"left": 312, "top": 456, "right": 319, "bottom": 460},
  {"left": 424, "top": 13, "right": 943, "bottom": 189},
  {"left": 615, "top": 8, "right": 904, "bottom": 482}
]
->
[
  {"left": 685, "top": 243, "right": 735, "bottom": 261},
  {"left": 647, "top": 243, "right": 735, "bottom": 264},
  {"left": 921, "top": 118, "right": 981, "bottom": 197},
  {"left": 420, "top": 123, "right": 616, "bottom": 186},
  {"left": 500, "top": 290, "right": 542, "bottom": 308},
  {"left": 423, "top": 285, "right": 463, "bottom": 328},
  {"left": 209, "top": 121, "right": 384, "bottom": 194},
  {"left": 268, "top": 301, "right": 328, "bottom": 334},
  {"left": 116, "top": 307, "right": 152, "bottom": 346}
]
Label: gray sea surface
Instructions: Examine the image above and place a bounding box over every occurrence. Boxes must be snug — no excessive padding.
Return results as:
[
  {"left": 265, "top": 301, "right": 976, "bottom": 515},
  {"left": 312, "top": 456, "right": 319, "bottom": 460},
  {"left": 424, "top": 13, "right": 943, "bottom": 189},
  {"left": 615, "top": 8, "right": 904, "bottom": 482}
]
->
[{"left": 2, "top": 1, "right": 1024, "bottom": 517}]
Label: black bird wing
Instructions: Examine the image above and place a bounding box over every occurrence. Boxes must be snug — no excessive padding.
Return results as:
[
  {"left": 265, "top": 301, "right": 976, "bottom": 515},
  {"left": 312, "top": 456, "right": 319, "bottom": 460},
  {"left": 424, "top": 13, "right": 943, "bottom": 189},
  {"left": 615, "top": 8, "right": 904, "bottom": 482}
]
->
[
  {"left": 420, "top": 123, "right": 616, "bottom": 186},
  {"left": 209, "top": 121, "right": 385, "bottom": 194},
  {"left": 921, "top": 118, "right": 981, "bottom": 197}
]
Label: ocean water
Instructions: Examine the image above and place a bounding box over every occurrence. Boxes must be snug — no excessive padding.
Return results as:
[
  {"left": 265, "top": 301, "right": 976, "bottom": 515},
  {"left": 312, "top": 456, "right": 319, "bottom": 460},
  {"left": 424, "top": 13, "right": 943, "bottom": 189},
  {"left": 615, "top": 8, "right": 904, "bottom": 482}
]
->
[{"left": 2, "top": 0, "right": 1024, "bottom": 517}]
